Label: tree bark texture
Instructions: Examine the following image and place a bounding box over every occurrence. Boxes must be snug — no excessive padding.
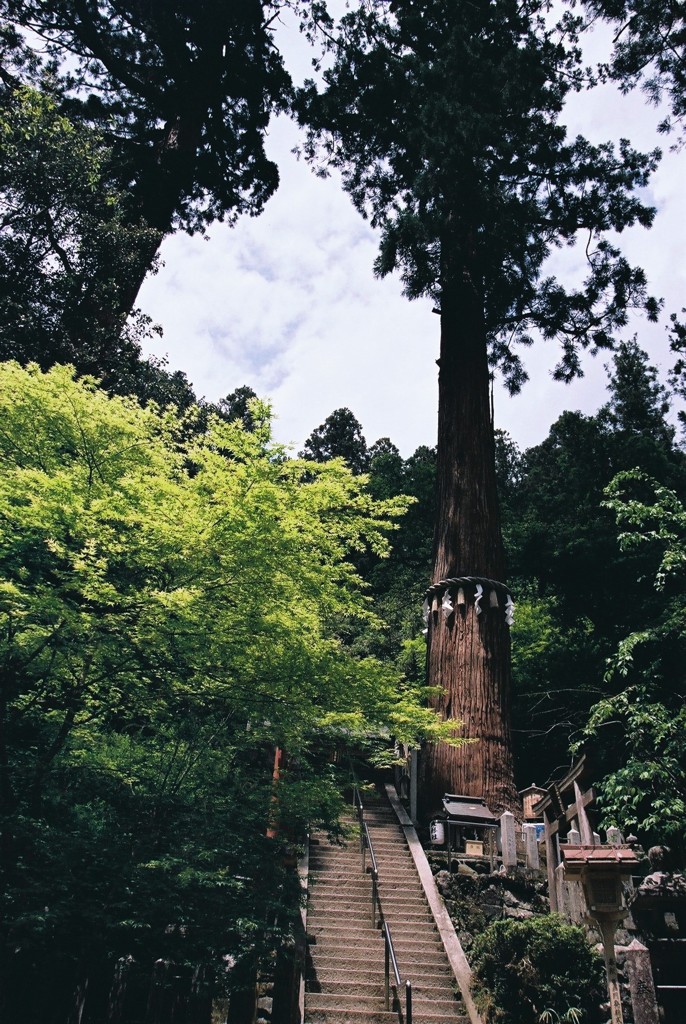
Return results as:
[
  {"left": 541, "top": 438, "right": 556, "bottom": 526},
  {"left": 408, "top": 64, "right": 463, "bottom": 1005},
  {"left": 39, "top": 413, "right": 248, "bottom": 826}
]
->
[{"left": 422, "top": 271, "right": 519, "bottom": 815}]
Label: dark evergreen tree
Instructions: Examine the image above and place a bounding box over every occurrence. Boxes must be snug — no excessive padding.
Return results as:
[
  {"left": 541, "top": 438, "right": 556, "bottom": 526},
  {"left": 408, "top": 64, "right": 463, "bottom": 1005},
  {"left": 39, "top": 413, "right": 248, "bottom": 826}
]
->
[
  {"left": 364, "top": 443, "right": 437, "bottom": 670},
  {"left": 0, "top": 0, "right": 296, "bottom": 340},
  {"left": 216, "top": 385, "right": 259, "bottom": 431},
  {"left": 0, "top": 85, "right": 259, "bottom": 413},
  {"left": 508, "top": 343, "right": 686, "bottom": 787},
  {"left": 601, "top": 338, "right": 672, "bottom": 433},
  {"left": 297, "top": 0, "right": 659, "bottom": 811},
  {"left": 0, "top": 85, "right": 159, "bottom": 377},
  {"left": 300, "top": 407, "right": 370, "bottom": 473}
]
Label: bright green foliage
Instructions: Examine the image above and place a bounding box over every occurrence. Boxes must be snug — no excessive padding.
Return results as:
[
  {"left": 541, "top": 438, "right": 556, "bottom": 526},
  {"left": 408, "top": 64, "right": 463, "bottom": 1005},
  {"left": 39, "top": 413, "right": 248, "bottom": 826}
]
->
[
  {"left": 584, "top": 686, "right": 686, "bottom": 846},
  {"left": 471, "top": 916, "right": 605, "bottom": 1024},
  {"left": 0, "top": 362, "right": 451, "bottom": 1003},
  {"left": 604, "top": 470, "right": 686, "bottom": 589},
  {"left": 579, "top": 470, "right": 686, "bottom": 850}
]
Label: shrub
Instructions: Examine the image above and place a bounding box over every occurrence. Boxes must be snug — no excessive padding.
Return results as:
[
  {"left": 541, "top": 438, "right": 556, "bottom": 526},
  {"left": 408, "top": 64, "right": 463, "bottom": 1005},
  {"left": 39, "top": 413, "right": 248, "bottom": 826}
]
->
[{"left": 470, "top": 915, "right": 605, "bottom": 1024}]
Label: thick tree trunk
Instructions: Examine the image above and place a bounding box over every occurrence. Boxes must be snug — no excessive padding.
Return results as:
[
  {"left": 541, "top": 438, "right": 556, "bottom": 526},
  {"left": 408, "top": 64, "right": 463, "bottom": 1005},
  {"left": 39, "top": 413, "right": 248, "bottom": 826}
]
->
[{"left": 422, "top": 271, "right": 519, "bottom": 815}]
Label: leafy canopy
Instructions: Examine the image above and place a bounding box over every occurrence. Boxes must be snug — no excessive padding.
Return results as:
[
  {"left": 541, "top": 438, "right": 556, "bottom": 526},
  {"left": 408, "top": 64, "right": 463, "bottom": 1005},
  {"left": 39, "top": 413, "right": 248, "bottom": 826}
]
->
[
  {"left": 0, "top": 85, "right": 159, "bottom": 371},
  {"left": 579, "top": 469, "right": 686, "bottom": 849},
  {"left": 0, "top": 0, "right": 293, "bottom": 233},
  {"left": 471, "top": 915, "right": 605, "bottom": 1024},
  {"left": 0, "top": 361, "right": 452, "bottom": 983}
]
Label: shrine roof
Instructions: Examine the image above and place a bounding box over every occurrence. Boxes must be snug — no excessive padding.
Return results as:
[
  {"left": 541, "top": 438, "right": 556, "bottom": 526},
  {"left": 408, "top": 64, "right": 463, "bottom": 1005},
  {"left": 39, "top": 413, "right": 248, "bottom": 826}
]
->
[{"left": 441, "top": 794, "right": 498, "bottom": 824}]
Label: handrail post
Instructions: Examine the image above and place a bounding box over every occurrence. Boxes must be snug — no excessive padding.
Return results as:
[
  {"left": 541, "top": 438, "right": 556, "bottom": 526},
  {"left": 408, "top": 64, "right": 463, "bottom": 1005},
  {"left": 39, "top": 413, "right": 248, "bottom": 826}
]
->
[
  {"left": 406, "top": 980, "right": 412, "bottom": 1024},
  {"left": 371, "top": 868, "right": 378, "bottom": 929},
  {"left": 384, "top": 926, "right": 390, "bottom": 1011}
]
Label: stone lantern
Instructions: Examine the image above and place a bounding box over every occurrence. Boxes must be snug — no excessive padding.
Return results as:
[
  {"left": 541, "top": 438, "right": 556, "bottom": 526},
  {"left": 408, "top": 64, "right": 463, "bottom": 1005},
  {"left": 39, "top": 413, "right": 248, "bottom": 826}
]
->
[{"left": 561, "top": 845, "right": 640, "bottom": 1024}]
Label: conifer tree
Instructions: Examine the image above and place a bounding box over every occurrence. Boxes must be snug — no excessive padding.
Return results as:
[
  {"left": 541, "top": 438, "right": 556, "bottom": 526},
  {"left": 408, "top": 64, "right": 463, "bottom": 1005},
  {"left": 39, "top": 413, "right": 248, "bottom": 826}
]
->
[{"left": 298, "top": 0, "right": 660, "bottom": 811}]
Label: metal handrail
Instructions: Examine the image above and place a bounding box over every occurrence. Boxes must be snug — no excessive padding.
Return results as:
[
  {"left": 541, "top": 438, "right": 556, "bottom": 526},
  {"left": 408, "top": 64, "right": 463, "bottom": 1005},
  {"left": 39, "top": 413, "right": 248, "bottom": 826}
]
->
[{"left": 353, "top": 788, "right": 413, "bottom": 1024}]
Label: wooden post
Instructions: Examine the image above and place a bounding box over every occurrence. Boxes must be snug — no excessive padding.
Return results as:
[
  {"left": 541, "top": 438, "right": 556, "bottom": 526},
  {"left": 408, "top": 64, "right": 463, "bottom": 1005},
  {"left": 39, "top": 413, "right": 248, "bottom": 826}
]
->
[
  {"left": 574, "top": 781, "right": 595, "bottom": 846},
  {"left": 543, "top": 815, "right": 559, "bottom": 913},
  {"left": 598, "top": 917, "right": 624, "bottom": 1024},
  {"left": 410, "top": 748, "right": 418, "bottom": 825}
]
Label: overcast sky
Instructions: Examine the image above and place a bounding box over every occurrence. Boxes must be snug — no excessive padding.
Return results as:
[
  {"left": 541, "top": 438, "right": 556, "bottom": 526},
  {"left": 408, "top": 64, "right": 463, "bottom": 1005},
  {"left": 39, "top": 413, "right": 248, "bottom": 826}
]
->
[{"left": 137, "top": 14, "right": 685, "bottom": 459}]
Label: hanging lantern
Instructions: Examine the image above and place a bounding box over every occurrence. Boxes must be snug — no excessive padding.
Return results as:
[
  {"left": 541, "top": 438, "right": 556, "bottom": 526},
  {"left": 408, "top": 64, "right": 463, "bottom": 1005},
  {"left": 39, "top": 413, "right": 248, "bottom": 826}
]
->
[{"left": 430, "top": 819, "right": 446, "bottom": 845}]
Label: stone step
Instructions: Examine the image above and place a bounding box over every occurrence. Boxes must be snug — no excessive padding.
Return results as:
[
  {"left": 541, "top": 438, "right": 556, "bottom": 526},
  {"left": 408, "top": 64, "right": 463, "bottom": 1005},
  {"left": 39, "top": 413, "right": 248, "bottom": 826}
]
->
[
  {"left": 305, "top": 993, "right": 466, "bottom": 1022},
  {"left": 308, "top": 904, "right": 433, "bottom": 922},
  {"left": 304, "top": 1010, "right": 398, "bottom": 1024},
  {"left": 309, "top": 880, "right": 421, "bottom": 897},
  {"left": 306, "top": 965, "right": 456, "bottom": 985},
  {"left": 307, "top": 930, "right": 444, "bottom": 953},
  {"left": 305, "top": 991, "right": 460, "bottom": 1010},
  {"left": 308, "top": 925, "right": 442, "bottom": 948},
  {"left": 306, "top": 978, "right": 459, "bottom": 1002},
  {"left": 305, "top": 1011, "right": 469, "bottom": 1024},
  {"left": 310, "top": 885, "right": 428, "bottom": 905},
  {"left": 310, "top": 838, "right": 405, "bottom": 851},
  {"left": 309, "top": 870, "right": 420, "bottom": 885},
  {"left": 307, "top": 938, "right": 446, "bottom": 960},
  {"left": 364, "top": 833, "right": 407, "bottom": 842},
  {"left": 309, "top": 864, "right": 415, "bottom": 880},
  {"left": 306, "top": 789, "right": 468, "bottom": 1024},
  {"left": 309, "top": 962, "right": 454, "bottom": 987},
  {"left": 307, "top": 917, "right": 439, "bottom": 936},
  {"left": 310, "top": 848, "right": 410, "bottom": 862},
  {"left": 307, "top": 906, "right": 431, "bottom": 924},
  {"left": 308, "top": 940, "right": 448, "bottom": 961},
  {"left": 309, "top": 862, "right": 418, "bottom": 878},
  {"left": 306, "top": 965, "right": 455, "bottom": 986},
  {"left": 368, "top": 851, "right": 415, "bottom": 862},
  {"left": 308, "top": 878, "right": 373, "bottom": 891},
  {"left": 308, "top": 896, "right": 430, "bottom": 914}
]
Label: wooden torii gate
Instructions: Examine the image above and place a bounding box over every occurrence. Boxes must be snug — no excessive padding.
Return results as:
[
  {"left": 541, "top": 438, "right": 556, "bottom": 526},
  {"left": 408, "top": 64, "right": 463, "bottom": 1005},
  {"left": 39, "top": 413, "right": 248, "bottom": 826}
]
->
[{"left": 532, "top": 755, "right": 596, "bottom": 913}]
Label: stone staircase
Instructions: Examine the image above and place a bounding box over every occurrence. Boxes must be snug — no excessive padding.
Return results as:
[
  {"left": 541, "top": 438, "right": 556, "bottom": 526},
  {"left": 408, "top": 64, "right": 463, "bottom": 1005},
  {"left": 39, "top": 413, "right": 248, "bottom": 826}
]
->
[{"left": 304, "top": 790, "right": 470, "bottom": 1024}]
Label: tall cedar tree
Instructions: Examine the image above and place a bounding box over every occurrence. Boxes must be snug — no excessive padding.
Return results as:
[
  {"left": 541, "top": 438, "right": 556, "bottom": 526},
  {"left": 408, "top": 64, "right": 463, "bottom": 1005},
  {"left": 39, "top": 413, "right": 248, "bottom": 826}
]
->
[
  {"left": 0, "top": 0, "right": 296, "bottom": 338},
  {"left": 298, "top": 0, "right": 660, "bottom": 812}
]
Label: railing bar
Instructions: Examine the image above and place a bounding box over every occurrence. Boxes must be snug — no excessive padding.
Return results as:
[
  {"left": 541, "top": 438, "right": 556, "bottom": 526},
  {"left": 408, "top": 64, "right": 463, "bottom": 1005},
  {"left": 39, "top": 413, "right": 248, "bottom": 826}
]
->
[
  {"left": 383, "top": 923, "right": 402, "bottom": 987},
  {"left": 363, "top": 822, "right": 378, "bottom": 876},
  {"left": 371, "top": 869, "right": 377, "bottom": 929},
  {"left": 354, "top": 788, "right": 411, "bottom": 1024}
]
